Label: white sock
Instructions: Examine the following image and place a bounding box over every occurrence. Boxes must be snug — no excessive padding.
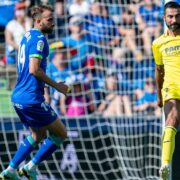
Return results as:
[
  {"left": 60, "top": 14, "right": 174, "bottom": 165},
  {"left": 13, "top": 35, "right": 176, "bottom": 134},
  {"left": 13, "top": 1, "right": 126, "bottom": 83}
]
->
[
  {"left": 25, "top": 160, "right": 36, "bottom": 170},
  {"left": 7, "top": 166, "right": 16, "bottom": 173}
]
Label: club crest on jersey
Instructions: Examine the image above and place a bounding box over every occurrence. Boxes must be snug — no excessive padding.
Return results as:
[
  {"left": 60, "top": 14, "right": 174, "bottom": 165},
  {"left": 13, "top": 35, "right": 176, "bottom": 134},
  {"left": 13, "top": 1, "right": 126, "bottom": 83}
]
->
[{"left": 37, "top": 40, "right": 44, "bottom": 52}]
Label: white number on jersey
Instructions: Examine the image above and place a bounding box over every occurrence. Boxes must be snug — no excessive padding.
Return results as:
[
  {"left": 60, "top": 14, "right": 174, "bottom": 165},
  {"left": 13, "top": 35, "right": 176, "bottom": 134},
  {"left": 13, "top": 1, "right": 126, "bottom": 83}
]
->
[{"left": 18, "top": 44, "right": 25, "bottom": 72}]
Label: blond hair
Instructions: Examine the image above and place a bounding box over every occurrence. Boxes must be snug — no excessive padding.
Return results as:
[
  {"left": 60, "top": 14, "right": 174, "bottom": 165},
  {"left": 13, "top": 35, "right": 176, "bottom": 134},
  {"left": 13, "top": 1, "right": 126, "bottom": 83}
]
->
[{"left": 31, "top": 5, "right": 53, "bottom": 21}]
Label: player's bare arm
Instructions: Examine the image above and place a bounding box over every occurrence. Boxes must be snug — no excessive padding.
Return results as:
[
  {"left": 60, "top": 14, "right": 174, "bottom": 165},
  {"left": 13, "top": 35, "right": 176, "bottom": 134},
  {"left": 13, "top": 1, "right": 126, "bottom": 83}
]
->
[
  {"left": 155, "top": 64, "right": 164, "bottom": 108},
  {"left": 44, "top": 86, "right": 51, "bottom": 103},
  {"left": 29, "top": 57, "right": 69, "bottom": 95},
  {"left": 59, "top": 94, "right": 66, "bottom": 115},
  {"left": 5, "top": 29, "right": 19, "bottom": 50}
]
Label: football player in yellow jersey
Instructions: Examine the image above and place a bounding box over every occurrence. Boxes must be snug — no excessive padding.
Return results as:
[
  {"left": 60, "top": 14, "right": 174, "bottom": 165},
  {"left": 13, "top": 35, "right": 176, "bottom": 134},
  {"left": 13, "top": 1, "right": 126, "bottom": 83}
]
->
[{"left": 152, "top": 0, "right": 180, "bottom": 179}]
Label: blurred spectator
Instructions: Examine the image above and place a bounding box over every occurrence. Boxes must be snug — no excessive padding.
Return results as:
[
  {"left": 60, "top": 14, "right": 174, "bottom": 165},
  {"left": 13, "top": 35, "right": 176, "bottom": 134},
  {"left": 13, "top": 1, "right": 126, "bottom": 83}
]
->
[
  {"left": 51, "top": 0, "right": 66, "bottom": 39},
  {"left": 133, "top": 77, "right": 160, "bottom": 116},
  {"left": 108, "top": 3, "right": 123, "bottom": 24},
  {"left": 55, "top": 0, "right": 64, "bottom": 15},
  {"left": 0, "top": 0, "right": 16, "bottom": 43},
  {"left": 0, "top": 1, "right": 17, "bottom": 28},
  {"left": 5, "top": 1, "right": 31, "bottom": 65},
  {"left": 45, "top": 43, "right": 71, "bottom": 115},
  {"left": 68, "top": 0, "right": 90, "bottom": 16},
  {"left": 133, "top": 57, "right": 155, "bottom": 83},
  {"left": 153, "top": 0, "right": 163, "bottom": 7},
  {"left": 60, "top": 73, "right": 95, "bottom": 117},
  {"left": 118, "top": 8, "right": 143, "bottom": 61},
  {"left": 98, "top": 73, "right": 132, "bottom": 117},
  {"left": 84, "top": 1, "right": 120, "bottom": 55},
  {"left": 136, "top": 0, "right": 162, "bottom": 56},
  {"left": 128, "top": 0, "right": 143, "bottom": 14},
  {"left": 28, "top": 0, "right": 54, "bottom": 6},
  {"left": 62, "top": 16, "right": 91, "bottom": 71},
  {"left": 0, "top": 56, "right": 6, "bottom": 68},
  {"left": 86, "top": 55, "right": 106, "bottom": 108}
]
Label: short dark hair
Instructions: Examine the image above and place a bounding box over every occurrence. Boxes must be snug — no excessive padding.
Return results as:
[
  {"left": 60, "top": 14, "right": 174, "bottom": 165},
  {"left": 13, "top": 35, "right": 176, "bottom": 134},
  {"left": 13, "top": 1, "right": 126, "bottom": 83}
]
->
[
  {"left": 30, "top": 5, "right": 53, "bottom": 21},
  {"left": 164, "top": 2, "right": 180, "bottom": 13}
]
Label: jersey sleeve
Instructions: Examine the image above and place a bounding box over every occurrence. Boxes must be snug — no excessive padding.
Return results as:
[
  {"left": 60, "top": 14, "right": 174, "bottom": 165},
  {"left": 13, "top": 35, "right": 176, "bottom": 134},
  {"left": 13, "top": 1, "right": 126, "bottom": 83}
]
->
[
  {"left": 152, "top": 41, "right": 163, "bottom": 65},
  {"left": 29, "top": 37, "right": 46, "bottom": 60}
]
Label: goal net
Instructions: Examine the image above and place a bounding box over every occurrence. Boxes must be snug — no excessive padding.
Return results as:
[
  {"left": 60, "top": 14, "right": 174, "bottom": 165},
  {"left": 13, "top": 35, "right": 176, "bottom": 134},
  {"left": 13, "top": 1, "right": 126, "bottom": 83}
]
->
[
  {"left": 0, "top": 0, "right": 163, "bottom": 179},
  {"left": 0, "top": 117, "right": 161, "bottom": 180}
]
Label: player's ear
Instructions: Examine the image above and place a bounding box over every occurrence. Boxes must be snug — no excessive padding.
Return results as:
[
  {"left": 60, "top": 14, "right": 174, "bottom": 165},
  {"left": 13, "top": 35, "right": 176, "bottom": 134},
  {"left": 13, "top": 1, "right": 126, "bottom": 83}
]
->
[{"left": 36, "top": 18, "right": 41, "bottom": 25}]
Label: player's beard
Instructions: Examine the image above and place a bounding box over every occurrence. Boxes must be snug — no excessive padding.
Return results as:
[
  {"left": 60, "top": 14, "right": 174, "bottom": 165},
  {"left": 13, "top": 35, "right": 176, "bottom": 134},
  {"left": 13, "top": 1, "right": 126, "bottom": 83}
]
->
[
  {"left": 41, "top": 22, "right": 54, "bottom": 34},
  {"left": 166, "top": 22, "right": 180, "bottom": 32}
]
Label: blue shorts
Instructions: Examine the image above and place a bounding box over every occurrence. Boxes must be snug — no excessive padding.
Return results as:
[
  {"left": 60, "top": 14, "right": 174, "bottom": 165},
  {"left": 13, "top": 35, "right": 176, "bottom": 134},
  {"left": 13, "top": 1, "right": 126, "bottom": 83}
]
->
[{"left": 13, "top": 102, "right": 57, "bottom": 128}]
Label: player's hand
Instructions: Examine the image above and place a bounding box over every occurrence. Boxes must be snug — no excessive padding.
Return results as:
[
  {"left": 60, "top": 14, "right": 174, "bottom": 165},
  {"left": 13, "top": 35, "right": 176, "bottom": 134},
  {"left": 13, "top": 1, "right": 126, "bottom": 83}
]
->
[
  {"left": 157, "top": 96, "right": 163, "bottom": 108},
  {"left": 57, "top": 81, "right": 71, "bottom": 96}
]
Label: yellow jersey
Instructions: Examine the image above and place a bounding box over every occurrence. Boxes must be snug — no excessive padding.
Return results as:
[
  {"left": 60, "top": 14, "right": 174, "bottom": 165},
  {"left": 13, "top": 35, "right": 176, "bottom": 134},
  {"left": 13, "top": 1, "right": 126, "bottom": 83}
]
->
[{"left": 152, "top": 31, "right": 180, "bottom": 101}]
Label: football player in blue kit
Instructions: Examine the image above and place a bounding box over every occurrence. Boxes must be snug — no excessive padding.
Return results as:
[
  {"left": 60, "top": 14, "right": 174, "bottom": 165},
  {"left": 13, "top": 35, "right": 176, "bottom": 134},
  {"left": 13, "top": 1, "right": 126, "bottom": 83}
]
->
[{"left": 0, "top": 5, "right": 70, "bottom": 180}]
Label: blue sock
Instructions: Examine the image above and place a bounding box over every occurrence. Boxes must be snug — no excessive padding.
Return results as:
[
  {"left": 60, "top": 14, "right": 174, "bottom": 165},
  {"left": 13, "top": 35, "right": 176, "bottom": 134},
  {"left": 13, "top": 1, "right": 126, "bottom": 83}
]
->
[
  {"left": 10, "top": 135, "right": 37, "bottom": 169},
  {"left": 32, "top": 136, "right": 63, "bottom": 165}
]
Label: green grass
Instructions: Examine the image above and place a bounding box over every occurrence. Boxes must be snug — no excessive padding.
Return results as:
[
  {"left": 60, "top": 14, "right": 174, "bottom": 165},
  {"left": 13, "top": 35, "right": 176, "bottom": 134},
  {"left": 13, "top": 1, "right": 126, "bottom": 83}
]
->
[{"left": 0, "top": 89, "right": 16, "bottom": 117}]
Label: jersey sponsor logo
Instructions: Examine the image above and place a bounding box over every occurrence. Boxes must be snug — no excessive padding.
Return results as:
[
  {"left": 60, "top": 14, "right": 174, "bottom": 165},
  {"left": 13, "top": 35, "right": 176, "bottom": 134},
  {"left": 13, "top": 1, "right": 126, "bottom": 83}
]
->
[
  {"left": 37, "top": 40, "right": 44, "bottom": 52},
  {"left": 165, "top": 45, "right": 180, "bottom": 56}
]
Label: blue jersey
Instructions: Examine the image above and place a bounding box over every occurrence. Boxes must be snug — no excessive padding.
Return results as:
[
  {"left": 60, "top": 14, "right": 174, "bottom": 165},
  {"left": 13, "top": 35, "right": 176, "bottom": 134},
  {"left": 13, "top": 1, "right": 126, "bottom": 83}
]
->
[
  {"left": 62, "top": 35, "right": 91, "bottom": 70},
  {"left": 12, "top": 29, "right": 49, "bottom": 105},
  {"left": 84, "top": 14, "right": 119, "bottom": 43},
  {"left": 139, "top": 5, "right": 162, "bottom": 27}
]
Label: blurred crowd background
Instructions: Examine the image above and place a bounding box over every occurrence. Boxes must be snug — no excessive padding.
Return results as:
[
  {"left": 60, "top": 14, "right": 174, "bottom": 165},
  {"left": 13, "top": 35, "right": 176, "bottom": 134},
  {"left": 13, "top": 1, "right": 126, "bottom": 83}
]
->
[{"left": 0, "top": 0, "right": 164, "bottom": 117}]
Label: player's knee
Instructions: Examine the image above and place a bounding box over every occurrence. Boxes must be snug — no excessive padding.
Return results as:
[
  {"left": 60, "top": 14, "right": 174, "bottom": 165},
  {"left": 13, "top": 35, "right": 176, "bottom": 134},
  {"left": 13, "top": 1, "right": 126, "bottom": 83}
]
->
[
  {"left": 32, "top": 131, "right": 46, "bottom": 143},
  {"left": 166, "top": 115, "right": 180, "bottom": 128},
  {"left": 50, "top": 133, "right": 67, "bottom": 147},
  {"left": 32, "top": 135, "right": 45, "bottom": 143},
  {"left": 55, "top": 126, "right": 68, "bottom": 140},
  {"left": 60, "top": 128, "right": 68, "bottom": 140}
]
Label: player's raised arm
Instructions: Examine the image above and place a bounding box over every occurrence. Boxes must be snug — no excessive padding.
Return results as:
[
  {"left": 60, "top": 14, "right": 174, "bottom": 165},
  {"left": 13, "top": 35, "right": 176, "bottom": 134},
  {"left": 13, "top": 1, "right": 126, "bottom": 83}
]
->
[{"left": 155, "top": 65, "right": 164, "bottom": 108}]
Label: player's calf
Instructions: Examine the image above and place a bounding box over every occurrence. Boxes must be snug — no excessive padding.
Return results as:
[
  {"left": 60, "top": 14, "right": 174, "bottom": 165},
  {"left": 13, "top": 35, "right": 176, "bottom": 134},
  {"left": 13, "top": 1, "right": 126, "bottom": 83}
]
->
[
  {"left": 46, "top": 118, "right": 68, "bottom": 140},
  {"left": 21, "top": 133, "right": 65, "bottom": 176},
  {"left": 30, "top": 127, "right": 47, "bottom": 143}
]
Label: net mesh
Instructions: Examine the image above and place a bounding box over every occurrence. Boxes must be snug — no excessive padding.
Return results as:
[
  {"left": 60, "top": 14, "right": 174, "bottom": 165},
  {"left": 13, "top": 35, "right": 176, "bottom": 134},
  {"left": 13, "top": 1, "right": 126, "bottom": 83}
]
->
[
  {"left": 0, "top": 0, "right": 163, "bottom": 179},
  {"left": 0, "top": 117, "right": 161, "bottom": 180}
]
